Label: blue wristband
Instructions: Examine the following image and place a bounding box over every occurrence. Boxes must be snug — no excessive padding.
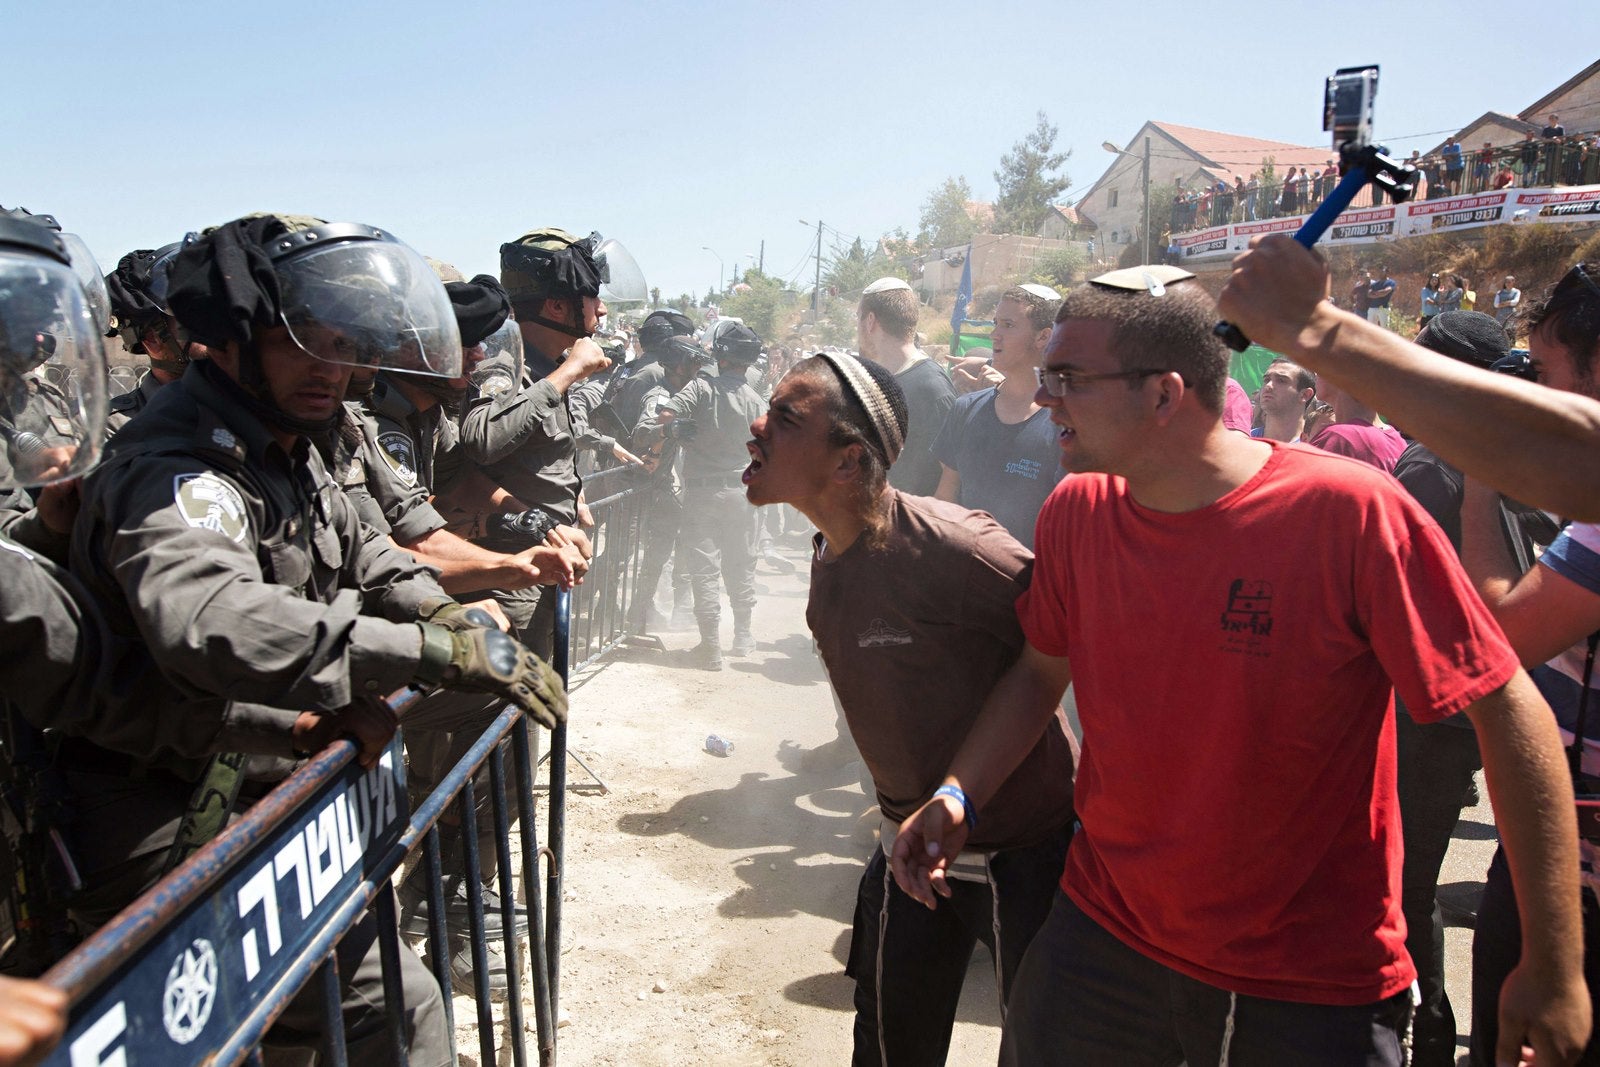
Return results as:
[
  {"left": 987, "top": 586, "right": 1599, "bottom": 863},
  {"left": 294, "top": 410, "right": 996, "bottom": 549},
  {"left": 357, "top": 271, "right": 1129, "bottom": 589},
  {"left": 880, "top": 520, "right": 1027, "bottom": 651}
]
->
[{"left": 932, "top": 784, "right": 978, "bottom": 832}]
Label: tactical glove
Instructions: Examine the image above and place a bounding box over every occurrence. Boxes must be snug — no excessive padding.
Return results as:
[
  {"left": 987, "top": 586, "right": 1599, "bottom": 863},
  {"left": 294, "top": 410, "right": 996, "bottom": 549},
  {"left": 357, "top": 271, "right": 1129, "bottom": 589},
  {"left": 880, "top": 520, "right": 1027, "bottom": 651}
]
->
[
  {"left": 477, "top": 507, "right": 561, "bottom": 553},
  {"left": 414, "top": 623, "right": 567, "bottom": 730},
  {"left": 663, "top": 417, "right": 698, "bottom": 441},
  {"left": 417, "top": 597, "right": 501, "bottom": 632}
]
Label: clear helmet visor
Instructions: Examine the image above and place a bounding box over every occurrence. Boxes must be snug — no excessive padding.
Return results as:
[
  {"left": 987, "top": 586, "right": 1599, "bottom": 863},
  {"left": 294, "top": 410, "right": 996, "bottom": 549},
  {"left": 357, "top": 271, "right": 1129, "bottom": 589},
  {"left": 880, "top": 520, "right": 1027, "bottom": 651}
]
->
[
  {"left": 0, "top": 252, "right": 108, "bottom": 487},
  {"left": 595, "top": 238, "right": 647, "bottom": 305},
  {"left": 58, "top": 232, "right": 111, "bottom": 336},
  {"left": 277, "top": 238, "right": 462, "bottom": 378},
  {"left": 472, "top": 314, "right": 523, "bottom": 383}
]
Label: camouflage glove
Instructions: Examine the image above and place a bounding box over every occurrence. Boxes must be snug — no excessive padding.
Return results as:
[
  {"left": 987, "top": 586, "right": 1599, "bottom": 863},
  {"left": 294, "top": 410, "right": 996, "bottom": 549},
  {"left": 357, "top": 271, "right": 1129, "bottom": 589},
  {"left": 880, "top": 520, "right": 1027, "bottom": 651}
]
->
[
  {"left": 663, "top": 417, "right": 698, "bottom": 441},
  {"left": 417, "top": 597, "right": 500, "bottom": 633},
  {"left": 414, "top": 623, "right": 567, "bottom": 730}
]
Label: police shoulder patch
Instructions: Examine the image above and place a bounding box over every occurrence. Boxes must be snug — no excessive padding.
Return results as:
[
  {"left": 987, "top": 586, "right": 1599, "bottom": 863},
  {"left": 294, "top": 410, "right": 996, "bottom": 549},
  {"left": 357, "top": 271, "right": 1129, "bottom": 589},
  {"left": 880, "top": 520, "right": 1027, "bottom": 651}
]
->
[
  {"left": 377, "top": 430, "right": 418, "bottom": 486},
  {"left": 478, "top": 371, "right": 514, "bottom": 399},
  {"left": 172, "top": 472, "right": 250, "bottom": 545}
]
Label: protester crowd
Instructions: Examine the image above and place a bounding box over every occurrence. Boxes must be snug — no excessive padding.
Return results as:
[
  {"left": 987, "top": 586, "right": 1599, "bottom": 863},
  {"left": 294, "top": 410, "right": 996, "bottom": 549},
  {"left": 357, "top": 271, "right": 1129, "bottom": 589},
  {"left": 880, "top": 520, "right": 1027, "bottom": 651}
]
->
[{"left": 5, "top": 191, "right": 1600, "bottom": 1067}]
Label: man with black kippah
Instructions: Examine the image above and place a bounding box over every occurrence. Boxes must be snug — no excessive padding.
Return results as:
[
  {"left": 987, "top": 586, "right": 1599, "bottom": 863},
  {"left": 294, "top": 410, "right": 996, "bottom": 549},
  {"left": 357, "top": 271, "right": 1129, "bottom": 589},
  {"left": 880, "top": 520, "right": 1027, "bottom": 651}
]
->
[
  {"left": 68, "top": 213, "right": 568, "bottom": 1066},
  {"left": 744, "top": 351, "right": 1076, "bottom": 1065}
]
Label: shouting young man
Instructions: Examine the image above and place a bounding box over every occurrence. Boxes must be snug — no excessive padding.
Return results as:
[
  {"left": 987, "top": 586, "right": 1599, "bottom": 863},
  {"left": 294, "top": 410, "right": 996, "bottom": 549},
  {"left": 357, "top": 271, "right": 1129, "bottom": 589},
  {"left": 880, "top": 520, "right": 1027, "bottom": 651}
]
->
[{"left": 744, "top": 351, "right": 1076, "bottom": 1065}]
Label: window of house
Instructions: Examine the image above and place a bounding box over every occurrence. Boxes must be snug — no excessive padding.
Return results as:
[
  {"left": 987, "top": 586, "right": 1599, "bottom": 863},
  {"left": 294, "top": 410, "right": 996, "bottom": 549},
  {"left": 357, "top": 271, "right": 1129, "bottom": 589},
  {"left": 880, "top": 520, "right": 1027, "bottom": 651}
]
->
[{"left": 1109, "top": 189, "right": 1120, "bottom": 208}]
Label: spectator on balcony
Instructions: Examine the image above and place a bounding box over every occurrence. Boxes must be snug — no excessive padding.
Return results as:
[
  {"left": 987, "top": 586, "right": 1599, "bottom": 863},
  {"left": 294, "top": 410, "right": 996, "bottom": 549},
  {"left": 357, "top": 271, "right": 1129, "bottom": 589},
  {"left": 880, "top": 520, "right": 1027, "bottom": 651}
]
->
[
  {"left": 1441, "top": 137, "right": 1466, "bottom": 196},
  {"left": 1279, "top": 166, "right": 1300, "bottom": 216},
  {"left": 1474, "top": 142, "right": 1495, "bottom": 193},
  {"left": 1215, "top": 180, "right": 1233, "bottom": 226},
  {"left": 1243, "top": 173, "right": 1260, "bottom": 221},
  {"left": 1542, "top": 113, "right": 1566, "bottom": 140},
  {"left": 1562, "top": 135, "right": 1587, "bottom": 185},
  {"left": 1232, "top": 176, "right": 1247, "bottom": 222},
  {"left": 1493, "top": 158, "right": 1518, "bottom": 190},
  {"left": 1520, "top": 130, "right": 1545, "bottom": 186}
]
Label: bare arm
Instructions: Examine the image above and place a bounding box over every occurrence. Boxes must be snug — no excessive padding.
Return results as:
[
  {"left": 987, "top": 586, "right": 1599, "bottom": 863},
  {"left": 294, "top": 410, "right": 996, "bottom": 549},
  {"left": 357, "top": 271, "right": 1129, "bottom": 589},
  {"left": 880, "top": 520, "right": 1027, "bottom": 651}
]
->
[
  {"left": 393, "top": 527, "right": 541, "bottom": 593},
  {"left": 889, "top": 641, "right": 1071, "bottom": 907},
  {"left": 933, "top": 464, "right": 961, "bottom": 504},
  {"left": 1217, "top": 235, "right": 1600, "bottom": 520},
  {"left": 1463, "top": 675, "right": 1591, "bottom": 1066}
]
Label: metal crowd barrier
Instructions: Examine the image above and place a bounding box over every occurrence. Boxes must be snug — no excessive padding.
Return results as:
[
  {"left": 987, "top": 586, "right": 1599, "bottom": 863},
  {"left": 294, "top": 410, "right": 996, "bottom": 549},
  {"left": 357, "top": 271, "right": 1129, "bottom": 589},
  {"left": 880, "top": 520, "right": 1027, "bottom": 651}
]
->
[
  {"left": 40, "top": 599, "right": 583, "bottom": 1067},
  {"left": 569, "top": 462, "right": 652, "bottom": 672}
]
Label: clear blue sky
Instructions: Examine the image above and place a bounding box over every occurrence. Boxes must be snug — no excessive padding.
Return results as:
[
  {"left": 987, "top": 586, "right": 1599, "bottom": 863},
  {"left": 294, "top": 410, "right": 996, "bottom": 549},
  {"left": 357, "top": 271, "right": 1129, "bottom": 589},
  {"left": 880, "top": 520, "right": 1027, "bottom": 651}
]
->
[{"left": 5, "top": 2, "right": 1593, "bottom": 305}]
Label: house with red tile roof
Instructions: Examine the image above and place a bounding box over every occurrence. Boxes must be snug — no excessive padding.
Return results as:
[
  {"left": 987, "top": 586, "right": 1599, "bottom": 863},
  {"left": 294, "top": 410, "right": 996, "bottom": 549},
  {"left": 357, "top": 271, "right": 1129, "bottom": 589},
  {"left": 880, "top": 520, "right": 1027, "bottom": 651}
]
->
[{"left": 1077, "top": 121, "right": 1332, "bottom": 256}]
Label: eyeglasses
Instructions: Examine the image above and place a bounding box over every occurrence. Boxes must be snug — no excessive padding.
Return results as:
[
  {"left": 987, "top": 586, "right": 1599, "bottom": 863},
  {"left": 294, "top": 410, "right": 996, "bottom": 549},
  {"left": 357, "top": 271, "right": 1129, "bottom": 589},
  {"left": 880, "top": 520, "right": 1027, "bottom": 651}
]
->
[{"left": 1035, "top": 365, "right": 1166, "bottom": 397}]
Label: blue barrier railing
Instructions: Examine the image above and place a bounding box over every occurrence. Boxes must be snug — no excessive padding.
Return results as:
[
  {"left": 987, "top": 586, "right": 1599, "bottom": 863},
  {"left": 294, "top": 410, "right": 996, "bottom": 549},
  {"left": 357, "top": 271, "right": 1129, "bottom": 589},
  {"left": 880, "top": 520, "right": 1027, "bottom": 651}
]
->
[{"left": 41, "top": 587, "right": 581, "bottom": 1066}]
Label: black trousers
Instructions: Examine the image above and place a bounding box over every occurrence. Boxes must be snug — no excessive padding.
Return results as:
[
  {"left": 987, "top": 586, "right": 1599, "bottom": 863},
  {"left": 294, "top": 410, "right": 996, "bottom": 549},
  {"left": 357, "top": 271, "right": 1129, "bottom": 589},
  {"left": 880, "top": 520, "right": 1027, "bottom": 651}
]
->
[
  {"left": 1000, "top": 892, "right": 1414, "bottom": 1067},
  {"left": 1394, "top": 708, "right": 1481, "bottom": 1066},
  {"left": 845, "top": 826, "right": 1070, "bottom": 1067},
  {"left": 1470, "top": 846, "right": 1600, "bottom": 1066}
]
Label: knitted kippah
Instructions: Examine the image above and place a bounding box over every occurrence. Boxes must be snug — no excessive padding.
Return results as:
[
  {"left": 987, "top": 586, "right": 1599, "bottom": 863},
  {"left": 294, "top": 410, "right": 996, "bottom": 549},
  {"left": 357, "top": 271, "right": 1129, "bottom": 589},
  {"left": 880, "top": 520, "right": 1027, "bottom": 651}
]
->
[{"left": 811, "top": 351, "right": 908, "bottom": 466}]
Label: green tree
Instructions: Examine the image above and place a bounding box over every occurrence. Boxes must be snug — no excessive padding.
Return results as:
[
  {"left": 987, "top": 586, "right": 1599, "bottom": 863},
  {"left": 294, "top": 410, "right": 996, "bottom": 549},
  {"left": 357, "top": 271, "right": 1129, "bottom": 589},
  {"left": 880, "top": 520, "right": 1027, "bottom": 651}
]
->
[
  {"left": 670, "top": 293, "right": 695, "bottom": 315},
  {"left": 1031, "top": 246, "right": 1087, "bottom": 292},
  {"left": 650, "top": 286, "right": 661, "bottom": 308},
  {"left": 824, "top": 237, "right": 907, "bottom": 299},
  {"left": 993, "top": 112, "right": 1072, "bottom": 236},
  {"left": 917, "top": 177, "right": 978, "bottom": 248},
  {"left": 718, "top": 268, "right": 792, "bottom": 339}
]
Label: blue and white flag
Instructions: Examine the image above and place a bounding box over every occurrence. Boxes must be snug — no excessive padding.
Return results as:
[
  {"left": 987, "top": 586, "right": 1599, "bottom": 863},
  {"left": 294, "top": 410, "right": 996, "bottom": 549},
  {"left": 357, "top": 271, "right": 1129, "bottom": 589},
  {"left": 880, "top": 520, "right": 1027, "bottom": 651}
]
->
[{"left": 950, "top": 243, "right": 973, "bottom": 339}]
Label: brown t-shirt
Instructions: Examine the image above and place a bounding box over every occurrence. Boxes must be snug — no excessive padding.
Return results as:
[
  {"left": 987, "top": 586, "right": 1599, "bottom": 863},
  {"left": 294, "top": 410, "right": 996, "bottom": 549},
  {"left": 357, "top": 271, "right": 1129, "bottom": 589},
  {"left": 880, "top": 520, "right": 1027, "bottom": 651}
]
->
[{"left": 806, "top": 490, "right": 1076, "bottom": 851}]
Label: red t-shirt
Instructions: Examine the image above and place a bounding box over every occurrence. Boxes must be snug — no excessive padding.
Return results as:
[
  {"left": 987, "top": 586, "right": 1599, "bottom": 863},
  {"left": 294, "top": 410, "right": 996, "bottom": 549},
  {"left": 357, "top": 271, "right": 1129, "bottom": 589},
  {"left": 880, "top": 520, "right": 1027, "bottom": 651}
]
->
[
  {"left": 1018, "top": 442, "right": 1518, "bottom": 1005},
  {"left": 1310, "top": 422, "right": 1406, "bottom": 473}
]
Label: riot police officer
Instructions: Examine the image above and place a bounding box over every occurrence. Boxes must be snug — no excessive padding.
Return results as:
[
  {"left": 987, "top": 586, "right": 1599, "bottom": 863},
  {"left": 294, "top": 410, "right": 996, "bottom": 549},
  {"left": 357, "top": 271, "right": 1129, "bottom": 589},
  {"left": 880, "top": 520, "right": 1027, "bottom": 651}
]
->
[
  {"left": 460, "top": 227, "right": 614, "bottom": 657},
  {"left": 103, "top": 242, "right": 193, "bottom": 434},
  {"left": 652, "top": 323, "right": 766, "bottom": 669},
  {"left": 68, "top": 214, "right": 565, "bottom": 1066}
]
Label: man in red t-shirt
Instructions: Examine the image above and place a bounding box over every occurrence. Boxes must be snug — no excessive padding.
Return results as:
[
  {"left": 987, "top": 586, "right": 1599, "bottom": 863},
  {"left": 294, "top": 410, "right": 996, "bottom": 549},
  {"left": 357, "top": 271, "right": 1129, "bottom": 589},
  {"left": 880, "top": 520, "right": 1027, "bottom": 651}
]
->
[{"left": 890, "top": 265, "right": 1585, "bottom": 1066}]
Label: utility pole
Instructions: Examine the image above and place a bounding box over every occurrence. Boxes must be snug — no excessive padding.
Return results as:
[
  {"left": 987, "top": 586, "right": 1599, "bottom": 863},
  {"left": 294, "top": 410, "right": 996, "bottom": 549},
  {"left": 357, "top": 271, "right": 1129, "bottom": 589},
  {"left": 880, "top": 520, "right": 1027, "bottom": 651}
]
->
[
  {"left": 813, "top": 219, "right": 823, "bottom": 316},
  {"left": 759, "top": 239, "right": 765, "bottom": 274},
  {"left": 1142, "top": 136, "right": 1152, "bottom": 266}
]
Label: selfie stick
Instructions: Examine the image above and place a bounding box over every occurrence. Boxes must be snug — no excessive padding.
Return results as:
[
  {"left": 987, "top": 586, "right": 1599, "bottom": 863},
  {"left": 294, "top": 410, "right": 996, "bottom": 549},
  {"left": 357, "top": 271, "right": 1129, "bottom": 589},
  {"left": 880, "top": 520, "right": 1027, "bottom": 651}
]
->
[{"left": 1215, "top": 59, "right": 1416, "bottom": 354}]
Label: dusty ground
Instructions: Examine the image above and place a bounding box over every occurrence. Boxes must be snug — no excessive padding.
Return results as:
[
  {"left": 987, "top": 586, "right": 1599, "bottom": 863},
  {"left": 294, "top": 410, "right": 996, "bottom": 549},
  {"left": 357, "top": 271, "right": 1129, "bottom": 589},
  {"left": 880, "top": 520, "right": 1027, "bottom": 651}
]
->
[{"left": 446, "top": 535, "right": 1496, "bottom": 1067}]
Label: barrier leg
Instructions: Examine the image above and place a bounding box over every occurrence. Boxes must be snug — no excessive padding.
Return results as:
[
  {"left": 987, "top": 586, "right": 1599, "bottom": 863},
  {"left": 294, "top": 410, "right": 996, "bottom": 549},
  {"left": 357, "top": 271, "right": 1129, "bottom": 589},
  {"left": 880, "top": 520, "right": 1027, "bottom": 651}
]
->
[
  {"left": 490, "top": 744, "right": 529, "bottom": 1067},
  {"left": 318, "top": 951, "right": 350, "bottom": 1067},
  {"left": 460, "top": 777, "right": 497, "bottom": 1067}
]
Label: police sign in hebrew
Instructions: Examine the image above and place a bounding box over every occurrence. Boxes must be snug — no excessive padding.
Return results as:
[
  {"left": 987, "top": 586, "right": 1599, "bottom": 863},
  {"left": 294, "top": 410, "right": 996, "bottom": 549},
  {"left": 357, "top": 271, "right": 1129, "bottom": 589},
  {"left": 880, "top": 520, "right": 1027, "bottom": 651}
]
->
[{"left": 45, "top": 739, "right": 409, "bottom": 1067}]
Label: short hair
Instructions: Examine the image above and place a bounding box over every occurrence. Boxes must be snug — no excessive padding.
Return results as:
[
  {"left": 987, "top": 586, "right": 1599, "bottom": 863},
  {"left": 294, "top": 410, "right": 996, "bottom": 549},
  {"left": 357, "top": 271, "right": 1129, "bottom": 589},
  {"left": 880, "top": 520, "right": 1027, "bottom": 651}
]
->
[
  {"left": 1267, "top": 356, "right": 1314, "bottom": 393},
  {"left": 857, "top": 287, "right": 918, "bottom": 342},
  {"left": 1055, "top": 280, "right": 1229, "bottom": 412},
  {"left": 1524, "top": 261, "right": 1600, "bottom": 379},
  {"left": 1001, "top": 285, "right": 1062, "bottom": 332}
]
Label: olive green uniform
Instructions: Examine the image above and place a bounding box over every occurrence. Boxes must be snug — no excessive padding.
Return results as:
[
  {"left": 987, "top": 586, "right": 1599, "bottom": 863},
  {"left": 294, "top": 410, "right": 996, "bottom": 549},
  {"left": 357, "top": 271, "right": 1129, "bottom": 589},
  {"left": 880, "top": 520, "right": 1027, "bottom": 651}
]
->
[{"left": 68, "top": 361, "right": 451, "bottom": 1067}]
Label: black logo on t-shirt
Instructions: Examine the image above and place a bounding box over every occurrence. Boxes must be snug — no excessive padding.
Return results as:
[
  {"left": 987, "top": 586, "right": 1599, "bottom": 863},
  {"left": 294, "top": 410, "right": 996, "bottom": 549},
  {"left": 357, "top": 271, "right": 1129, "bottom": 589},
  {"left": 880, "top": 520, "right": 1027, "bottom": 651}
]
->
[{"left": 1220, "top": 579, "right": 1273, "bottom": 656}]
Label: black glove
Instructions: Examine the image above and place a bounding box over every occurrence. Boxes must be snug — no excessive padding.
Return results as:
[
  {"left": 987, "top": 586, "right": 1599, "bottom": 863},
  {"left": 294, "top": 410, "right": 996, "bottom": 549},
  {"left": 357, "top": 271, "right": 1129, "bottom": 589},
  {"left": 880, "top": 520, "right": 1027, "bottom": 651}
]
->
[
  {"left": 477, "top": 507, "right": 561, "bottom": 553},
  {"left": 414, "top": 623, "right": 567, "bottom": 730},
  {"left": 663, "top": 417, "right": 698, "bottom": 441},
  {"left": 417, "top": 597, "right": 500, "bottom": 632}
]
